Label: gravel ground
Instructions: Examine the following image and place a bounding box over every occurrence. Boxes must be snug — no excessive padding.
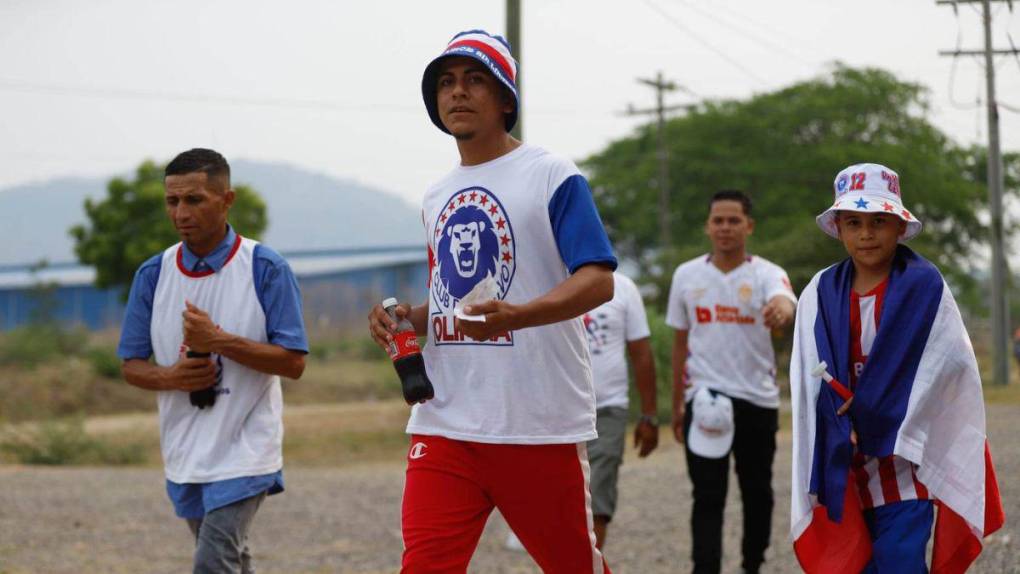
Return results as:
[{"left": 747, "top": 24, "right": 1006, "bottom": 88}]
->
[{"left": 1, "top": 403, "right": 1018, "bottom": 573}]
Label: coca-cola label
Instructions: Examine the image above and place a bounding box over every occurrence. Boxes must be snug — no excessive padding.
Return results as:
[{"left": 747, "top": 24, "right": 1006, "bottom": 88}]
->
[{"left": 388, "top": 331, "right": 421, "bottom": 361}]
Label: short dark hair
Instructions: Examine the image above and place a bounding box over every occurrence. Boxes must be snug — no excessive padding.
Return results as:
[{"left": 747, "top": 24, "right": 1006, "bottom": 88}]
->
[
  {"left": 709, "top": 189, "right": 752, "bottom": 216},
  {"left": 165, "top": 148, "right": 230, "bottom": 190}
]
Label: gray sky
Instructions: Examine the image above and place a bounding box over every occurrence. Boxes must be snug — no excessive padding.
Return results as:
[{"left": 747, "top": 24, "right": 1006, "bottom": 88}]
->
[{"left": 1, "top": 0, "right": 1018, "bottom": 205}]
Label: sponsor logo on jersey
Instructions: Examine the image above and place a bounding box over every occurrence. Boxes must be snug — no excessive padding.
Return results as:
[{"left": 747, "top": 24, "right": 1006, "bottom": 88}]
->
[
  {"left": 695, "top": 305, "right": 757, "bottom": 325},
  {"left": 430, "top": 187, "right": 516, "bottom": 346},
  {"left": 696, "top": 306, "right": 713, "bottom": 324},
  {"left": 738, "top": 283, "right": 753, "bottom": 303}
]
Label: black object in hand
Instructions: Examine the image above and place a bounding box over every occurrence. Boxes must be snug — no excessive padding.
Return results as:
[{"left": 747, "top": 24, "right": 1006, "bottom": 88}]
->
[
  {"left": 382, "top": 298, "right": 434, "bottom": 405},
  {"left": 187, "top": 350, "right": 216, "bottom": 409}
]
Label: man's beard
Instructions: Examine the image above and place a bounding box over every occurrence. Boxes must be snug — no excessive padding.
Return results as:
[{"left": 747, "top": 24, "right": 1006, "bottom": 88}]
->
[{"left": 451, "top": 129, "right": 476, "bottom": 141}]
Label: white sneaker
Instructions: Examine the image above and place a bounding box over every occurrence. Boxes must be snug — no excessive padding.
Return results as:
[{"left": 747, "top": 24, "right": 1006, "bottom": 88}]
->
[{"left": 504, "top": 531, "right": 525, "bottom": 552}]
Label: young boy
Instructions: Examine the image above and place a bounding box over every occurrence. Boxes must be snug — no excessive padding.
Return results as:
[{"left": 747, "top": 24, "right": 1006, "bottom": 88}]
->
[{"left": 789, "top": 163, "right": 1004, "bottom": 573}]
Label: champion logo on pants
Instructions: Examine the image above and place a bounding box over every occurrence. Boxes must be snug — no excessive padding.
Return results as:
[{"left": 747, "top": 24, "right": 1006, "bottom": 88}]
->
[
  {"left": 409, "top": 442, "right": 428, "bottom": 460},
  {"left": 401, "top": 435, "right": 609, "bottom": 573}
]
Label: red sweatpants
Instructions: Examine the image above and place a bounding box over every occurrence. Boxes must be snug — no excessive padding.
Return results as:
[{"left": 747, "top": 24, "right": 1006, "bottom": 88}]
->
[{"left": 401, "top": 435, "right": 610, "bottom": 574}]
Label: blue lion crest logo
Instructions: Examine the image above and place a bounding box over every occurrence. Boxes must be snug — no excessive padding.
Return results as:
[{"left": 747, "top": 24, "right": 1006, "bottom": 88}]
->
[
  {"left": 437, "top": 204, "right": 500, "bottom": 300},
  {"left": 430, "top": 187, "right": 516, "bottom": 317}
]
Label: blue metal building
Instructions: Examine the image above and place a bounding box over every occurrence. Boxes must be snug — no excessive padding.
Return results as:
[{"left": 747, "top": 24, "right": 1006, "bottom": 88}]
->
[{"left": 0, "top": 246, "right": 428, "bottom": 331}]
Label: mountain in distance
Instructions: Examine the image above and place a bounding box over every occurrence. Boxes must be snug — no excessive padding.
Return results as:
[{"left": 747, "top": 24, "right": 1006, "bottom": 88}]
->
[{"left": 0, "top": 160, "right": 423, "bottom": 266}]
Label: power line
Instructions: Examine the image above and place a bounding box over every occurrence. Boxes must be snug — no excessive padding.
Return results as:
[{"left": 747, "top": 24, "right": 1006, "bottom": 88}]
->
[
  {"left": 0, "top": 78, "right": 625, "bottom": 117},
  {"left": 1005, "top": 3, "right": 1020, "bottom": 111},
  {"left": 948, "top": 6, "right": 984, "bottom": 110},
  {"left": 710, "top": 0, "right": 804, "bottom": 48},
  {"left": 666, "top": 0, "right": 815, "bottom": 67},
  {"left": 622, "top": 72, "right": 693, "bottom": 249},
  {"left": 0, "top": 78, "right": 419, "bottom": 113},
  {"left": 506, "top": 0, "right": 523, "bottom": 140},
  {"left": 938, "top": 0, "right": 1015, "bottom": 386},
  {"left": 939, "top": 1, "right": 1020, "bottom": 113},
  {"left": 640, "top": 0, "right": 769, "bottom": 86},
  {"left": 1004, "top": 30, "right": 1020, "bottom": 112}
]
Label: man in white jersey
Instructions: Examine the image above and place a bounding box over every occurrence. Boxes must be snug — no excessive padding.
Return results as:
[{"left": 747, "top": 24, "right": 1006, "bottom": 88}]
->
[
  {"left": 583, "top": 272, "right": 659, "bottom": 549},
  {"left": 665, "top": 190, "right": 796, "bottom": 574},
  {"left": 118, "top": 148, "right": 308, "bottom": 573},
  {"left": 367, "top": 29, "right": 617, "bottom": 573}
]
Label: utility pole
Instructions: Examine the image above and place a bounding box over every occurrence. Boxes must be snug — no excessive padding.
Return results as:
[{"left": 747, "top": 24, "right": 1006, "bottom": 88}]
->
[
  {"left": 506, "top": 0, "right": 522, "bottom": 141},
  {"left": 938, "top": 0, "right": 1020, "bottom": 386},
  {"left": 624, "top": 72, "right": 690, "bottom": 249}
]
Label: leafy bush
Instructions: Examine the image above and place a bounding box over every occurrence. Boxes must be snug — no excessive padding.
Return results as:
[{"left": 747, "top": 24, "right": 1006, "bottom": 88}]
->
[
  {"left": 336, "top": 336, "right": 389, "bottom": 361},
  {"left": 305, "top": 336, "right": 386, "bottom": 363},
  {"left": 307, "top": 341, "right": 333, "bottom": 362},
  {"left": 0, "top": 417, "right": 145, "bottom": 465},
  {"left": 86, "top": 347, "right": 122, "bottom": 379},
  {"left": 628, "top": 306, "right": 675, "bottom": 423},
  {"left": 0, "top": 324, "right": 89, "bottom": 367}
]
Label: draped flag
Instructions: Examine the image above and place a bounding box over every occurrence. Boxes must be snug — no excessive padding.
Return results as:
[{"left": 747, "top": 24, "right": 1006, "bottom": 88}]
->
[{"left": 790, "top": 246, "right": 1004, "bottom": 573}]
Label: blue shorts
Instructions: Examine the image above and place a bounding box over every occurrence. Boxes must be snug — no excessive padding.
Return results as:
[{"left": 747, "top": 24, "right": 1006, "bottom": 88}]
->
[{"left": 862, "top": 499, "right": 934, "bottom": 573}]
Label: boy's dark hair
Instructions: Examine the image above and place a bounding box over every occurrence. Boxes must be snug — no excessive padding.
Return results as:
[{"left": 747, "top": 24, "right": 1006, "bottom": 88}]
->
[
  {"left": 165, "top": 148, "right": 230, "bottom": 190},
  {"left": 709, "top": 189, "right": 752, "bottom": 216}
]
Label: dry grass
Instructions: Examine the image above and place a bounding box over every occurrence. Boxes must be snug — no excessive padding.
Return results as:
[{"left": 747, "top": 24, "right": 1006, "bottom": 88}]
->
[
  {"left": 284, "top": 357, "right": 402, "bottom": 404},
  {"left": 282, "top": 401, "right": 412, "bottom": 466},
  {"left": 72, "top": 399, "right": 413, "bottom": 468},
  {"left": 0, "top": 327, "right": 413, "bottom": 467},
  {"left": 0, "top": 329, "right": 402, "bottom": 419},
  {"left": 2, "top": 325, "right": 1019, "bottom": 469},
  {"left": 981, "top": 379, "right": 1020, "bottom": 405}
]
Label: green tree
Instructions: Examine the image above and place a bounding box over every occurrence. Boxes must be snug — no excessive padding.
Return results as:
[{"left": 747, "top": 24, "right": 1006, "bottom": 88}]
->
[
  {"left": 70, "top": 160, "right": 267, "bottom": 299},
  {"left": 584, "top": 65, "right": 1018, "bottom": 311}
]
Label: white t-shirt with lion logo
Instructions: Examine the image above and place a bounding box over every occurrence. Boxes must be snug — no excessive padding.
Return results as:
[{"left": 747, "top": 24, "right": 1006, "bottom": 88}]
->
[{"left": 408, "top": 143, "right": 617, "bottom": 444}]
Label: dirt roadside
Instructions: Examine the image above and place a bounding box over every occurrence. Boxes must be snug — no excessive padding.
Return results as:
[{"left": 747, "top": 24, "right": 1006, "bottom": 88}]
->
[{"left": 1, "top": 404, "right": 1017, "bottom": 573}]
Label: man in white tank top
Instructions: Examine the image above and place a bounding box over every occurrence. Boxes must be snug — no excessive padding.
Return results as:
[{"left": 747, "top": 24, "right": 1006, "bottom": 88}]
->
[{"left": 118, "top": 148, "right": 308, "bottom": 573}]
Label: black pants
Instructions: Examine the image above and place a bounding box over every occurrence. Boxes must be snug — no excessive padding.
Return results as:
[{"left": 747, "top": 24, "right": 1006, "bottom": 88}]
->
[{"left": 684, "top": 394, "right": 778, "bottom": 574}]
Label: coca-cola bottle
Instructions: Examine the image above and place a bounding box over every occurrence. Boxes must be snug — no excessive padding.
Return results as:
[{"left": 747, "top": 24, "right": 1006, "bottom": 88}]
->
[
  {"left": 187, "top": 349, "right": 217, "bottom": 409},
  {"left": 382, "top": 297, "right": 434, "bottom": 404}
]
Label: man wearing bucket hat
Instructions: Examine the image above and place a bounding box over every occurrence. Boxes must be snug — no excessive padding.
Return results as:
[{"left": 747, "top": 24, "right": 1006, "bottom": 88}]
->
[
  {"left": 665, "top": 189, "right": 797, "bottom": 574},
  {"left": 367, "top": 29, "right": 617, "bottom": 573},
  {"left": 789, "top": 163, "right": 1004, "bottom": 573}
]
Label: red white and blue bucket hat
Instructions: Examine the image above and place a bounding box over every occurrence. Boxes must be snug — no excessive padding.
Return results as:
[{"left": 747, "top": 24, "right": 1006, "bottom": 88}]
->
[
  {"left": 816, "top": 163, "right": 922, "bottom": 241},
  {"left": 421, "top": 29, "right": 519, "bottom": 134}
]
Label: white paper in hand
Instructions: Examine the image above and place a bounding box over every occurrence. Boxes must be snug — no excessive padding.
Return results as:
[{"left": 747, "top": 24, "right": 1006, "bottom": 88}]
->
[{"left": 454, "top": 273, "right": 498, "bottom": 322}]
